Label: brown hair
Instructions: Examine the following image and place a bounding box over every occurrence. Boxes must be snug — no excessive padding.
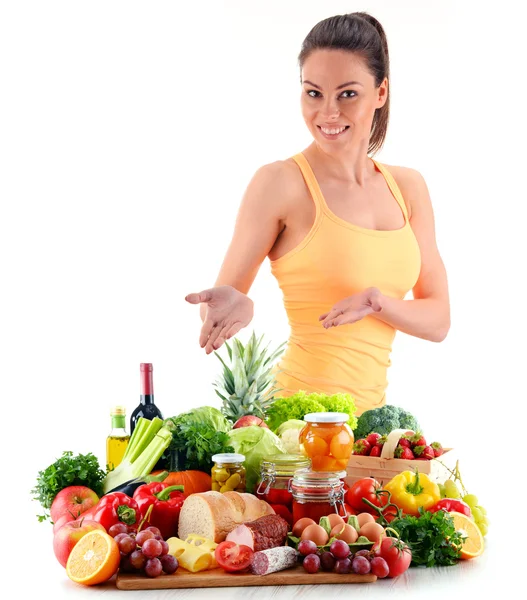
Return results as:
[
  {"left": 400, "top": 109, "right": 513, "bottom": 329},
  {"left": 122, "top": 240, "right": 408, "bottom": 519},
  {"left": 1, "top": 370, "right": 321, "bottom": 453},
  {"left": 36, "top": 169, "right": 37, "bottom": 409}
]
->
[{"left": 298, "top": 12, "right": 390, "bottom": 155}]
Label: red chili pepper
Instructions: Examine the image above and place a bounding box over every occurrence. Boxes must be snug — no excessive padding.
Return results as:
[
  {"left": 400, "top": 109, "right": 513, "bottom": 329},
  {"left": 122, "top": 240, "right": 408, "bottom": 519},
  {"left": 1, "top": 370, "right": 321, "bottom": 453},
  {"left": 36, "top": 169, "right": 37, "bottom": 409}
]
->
[
  {"left": 78, "top": 492, "right": 139, "bottom": 531},
  {"left": 133, "top": 483, "right": 185, "bottom": 540},
  {"left": 428, "top": 498, "right": 472, "bottom": 518}
]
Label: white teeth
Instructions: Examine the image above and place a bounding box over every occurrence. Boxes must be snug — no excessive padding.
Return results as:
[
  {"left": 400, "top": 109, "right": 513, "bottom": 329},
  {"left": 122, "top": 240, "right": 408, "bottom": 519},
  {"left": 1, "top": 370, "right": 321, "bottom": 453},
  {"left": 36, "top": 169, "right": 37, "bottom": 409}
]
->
[{"left": 321, "top": 126, "right": 347, "bottom": 135}]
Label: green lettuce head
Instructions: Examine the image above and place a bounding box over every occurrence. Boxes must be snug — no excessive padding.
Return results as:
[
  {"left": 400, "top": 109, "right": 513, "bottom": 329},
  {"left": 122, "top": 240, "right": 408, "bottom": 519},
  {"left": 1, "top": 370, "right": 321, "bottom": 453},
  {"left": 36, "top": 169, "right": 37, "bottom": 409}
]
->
[{"left": 227, "top": 426, "right": 286, "bottom": 493}]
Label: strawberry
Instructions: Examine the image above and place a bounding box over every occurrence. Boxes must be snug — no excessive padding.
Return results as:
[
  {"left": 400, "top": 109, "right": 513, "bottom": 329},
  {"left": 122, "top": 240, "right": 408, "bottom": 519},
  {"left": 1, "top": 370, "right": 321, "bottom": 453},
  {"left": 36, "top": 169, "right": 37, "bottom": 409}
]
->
[
  {"left": 366, "top": 432, "right": 382, "bottom": 447},
  {"left": 395, "top": 446, "right": 414, "bottom": 460},
  {"left": 375, "top": 434, "right": 387, "bottom": 448},
  {"left": 430, "top": 441, "right": 444, "bottom": 457},
  {"left": 410, "top": 432, "right": 427, "bottom": 448},
  {"left": 398, "top": 437, "right": 412, "bottom": 449},
  {"left": 353, "top": 439, "right": 372, "bottom": 456},
  {"left": 414, "top": 444, "right": 435, "bottom": 460},
  {"left": 369, "top": 445, "right": 382, "bottom": 457}
]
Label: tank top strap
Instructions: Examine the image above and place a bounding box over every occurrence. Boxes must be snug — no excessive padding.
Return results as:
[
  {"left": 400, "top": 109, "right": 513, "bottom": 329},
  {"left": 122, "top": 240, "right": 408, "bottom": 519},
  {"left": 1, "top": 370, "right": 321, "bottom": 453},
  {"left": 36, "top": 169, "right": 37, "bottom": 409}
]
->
[
  {"left": 291, "top": 153, "right": 326, "bottom": 216},
  {"left": 370, "top": 159, "right": 410, "bottom": 223}
]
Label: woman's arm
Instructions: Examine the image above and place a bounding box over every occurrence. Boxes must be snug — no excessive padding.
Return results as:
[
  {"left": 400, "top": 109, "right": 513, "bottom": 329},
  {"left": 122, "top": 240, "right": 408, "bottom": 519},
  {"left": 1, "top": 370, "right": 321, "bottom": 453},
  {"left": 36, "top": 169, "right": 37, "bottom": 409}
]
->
[
  {"left": 197, "top": 161, "right": 289, "bottom": 324},
  {"left": 372, "top": 167, "right": 451, "bottom": 342}
]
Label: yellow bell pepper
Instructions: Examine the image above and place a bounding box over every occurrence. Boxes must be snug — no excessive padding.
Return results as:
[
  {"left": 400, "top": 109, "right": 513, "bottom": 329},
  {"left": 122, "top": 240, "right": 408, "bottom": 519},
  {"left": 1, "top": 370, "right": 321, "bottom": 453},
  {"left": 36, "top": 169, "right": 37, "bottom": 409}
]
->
[{"left": 384, "top": 469, "right": 441, "bottom": 516}]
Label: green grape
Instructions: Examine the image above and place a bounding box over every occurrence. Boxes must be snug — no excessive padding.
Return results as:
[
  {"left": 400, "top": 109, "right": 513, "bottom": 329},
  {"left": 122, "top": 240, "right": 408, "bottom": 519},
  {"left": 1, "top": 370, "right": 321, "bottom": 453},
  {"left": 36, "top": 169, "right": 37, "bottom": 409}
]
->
[
  {"left": 478, "top": 515, "right": 489, "bottom": 527},
  {"left": 462, "top": 494, "right": 479, "bottom": 509},
  {"left": 477, "top": 520, "right": 488, "bottom": 537},
  {"left": 471, "top": 507, "right": 483, "bottom": 522},
  {"left": 438, "top": 483, "right": 446, "bottom": 499},
  {"left": 477, "top": 505, "right": 487, "bottom": 516},
  {"left": 443, "top": 479, "right": 461, "bottom": 499}
]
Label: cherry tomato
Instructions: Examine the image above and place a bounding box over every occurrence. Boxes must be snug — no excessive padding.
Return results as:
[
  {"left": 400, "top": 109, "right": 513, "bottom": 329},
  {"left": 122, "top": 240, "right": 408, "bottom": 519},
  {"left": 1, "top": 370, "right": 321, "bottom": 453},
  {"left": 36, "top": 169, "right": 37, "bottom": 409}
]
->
[
  {"left": 214, "top": 541, "right": 254, "bottom": 573},
  {"left": 375, "top": 537, "right": 412, "bottom": 578},
  {"left": 346, "top": 478, "right": 387, "bottom": 515}
]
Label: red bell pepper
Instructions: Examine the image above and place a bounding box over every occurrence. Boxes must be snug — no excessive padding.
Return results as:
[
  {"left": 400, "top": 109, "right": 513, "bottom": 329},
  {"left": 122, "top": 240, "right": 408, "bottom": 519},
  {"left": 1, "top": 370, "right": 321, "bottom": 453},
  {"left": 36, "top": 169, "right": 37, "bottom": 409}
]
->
[
  {"left": 78, "top": 492, "right": 139, "bottom": 531},
  {"left": 428, "top": 498, "right": 472, "bottom": 518},
  {"left": 133, "top": 483, "right": 185, "bottom": 540}
]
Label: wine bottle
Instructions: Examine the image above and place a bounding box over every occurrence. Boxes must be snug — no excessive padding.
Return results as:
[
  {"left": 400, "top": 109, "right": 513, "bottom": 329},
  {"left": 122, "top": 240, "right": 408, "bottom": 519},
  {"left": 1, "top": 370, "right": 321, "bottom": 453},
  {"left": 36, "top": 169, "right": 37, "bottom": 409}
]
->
[
  {"left": 130, "top": 363, "right": 163, "bottom": 435},
  {"left": 106, "top": 406, "right": 130, "bottom": 471}
]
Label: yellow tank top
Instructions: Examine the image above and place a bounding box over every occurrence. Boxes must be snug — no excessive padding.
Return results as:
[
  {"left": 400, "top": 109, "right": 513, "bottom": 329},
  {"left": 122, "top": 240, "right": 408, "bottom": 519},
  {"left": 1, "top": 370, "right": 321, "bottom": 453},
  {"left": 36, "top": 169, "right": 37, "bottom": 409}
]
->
[{"left": 270, "top": 152, "right": 422, "bottom": 415}]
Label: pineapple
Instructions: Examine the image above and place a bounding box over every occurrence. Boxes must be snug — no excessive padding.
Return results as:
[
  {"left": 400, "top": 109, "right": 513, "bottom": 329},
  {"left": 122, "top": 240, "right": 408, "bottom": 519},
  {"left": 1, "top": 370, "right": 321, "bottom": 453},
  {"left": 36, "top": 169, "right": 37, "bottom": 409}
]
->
[{"left": 213, "top": 331, "right": 286, "bottom": 421}]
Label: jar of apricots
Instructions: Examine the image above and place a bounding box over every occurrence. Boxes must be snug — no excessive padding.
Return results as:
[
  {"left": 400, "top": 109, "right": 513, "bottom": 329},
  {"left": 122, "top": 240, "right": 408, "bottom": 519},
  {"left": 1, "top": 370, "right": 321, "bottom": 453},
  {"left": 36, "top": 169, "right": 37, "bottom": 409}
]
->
[{"left": 299, "top": 412, "right": 354, "bottom": 471}]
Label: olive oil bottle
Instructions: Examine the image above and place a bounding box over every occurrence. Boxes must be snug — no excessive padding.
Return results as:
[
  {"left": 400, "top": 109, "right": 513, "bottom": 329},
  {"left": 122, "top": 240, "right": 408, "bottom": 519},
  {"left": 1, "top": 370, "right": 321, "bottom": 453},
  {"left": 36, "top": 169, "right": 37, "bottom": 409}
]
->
[{"left": 106, "top": 406, "right": 130, "bottom": 471}]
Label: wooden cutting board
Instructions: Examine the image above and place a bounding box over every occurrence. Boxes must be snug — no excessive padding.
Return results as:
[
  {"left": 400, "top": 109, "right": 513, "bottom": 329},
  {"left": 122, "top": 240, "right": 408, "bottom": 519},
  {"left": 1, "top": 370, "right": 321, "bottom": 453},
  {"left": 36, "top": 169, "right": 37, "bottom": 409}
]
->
[{"left": 116, "top": 565, "right": 377, "bottom": 590}]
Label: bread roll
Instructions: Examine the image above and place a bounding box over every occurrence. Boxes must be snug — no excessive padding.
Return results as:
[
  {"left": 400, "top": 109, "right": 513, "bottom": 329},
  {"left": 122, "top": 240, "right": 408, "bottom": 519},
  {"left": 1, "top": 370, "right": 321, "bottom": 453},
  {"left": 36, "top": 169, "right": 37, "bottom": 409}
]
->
[{"left": 178, "top": 491, "right": 275, "bottom": 543}]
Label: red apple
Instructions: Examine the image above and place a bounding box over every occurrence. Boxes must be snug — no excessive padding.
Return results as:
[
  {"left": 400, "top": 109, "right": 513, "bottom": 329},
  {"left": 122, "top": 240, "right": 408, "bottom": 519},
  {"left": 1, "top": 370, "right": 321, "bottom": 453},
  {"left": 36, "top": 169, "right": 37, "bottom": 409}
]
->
[
  {"left": 233, "top": 416, "right": 269, "bottom": 429},
  {"left": 53, "top": 512, "right": 76, "bottom": 534},
  {"left": 50, "top": 485, "right": 99, "bottom": 524},
  {"left": 53, "top": 519, "right": 105, "bottom": 568}
]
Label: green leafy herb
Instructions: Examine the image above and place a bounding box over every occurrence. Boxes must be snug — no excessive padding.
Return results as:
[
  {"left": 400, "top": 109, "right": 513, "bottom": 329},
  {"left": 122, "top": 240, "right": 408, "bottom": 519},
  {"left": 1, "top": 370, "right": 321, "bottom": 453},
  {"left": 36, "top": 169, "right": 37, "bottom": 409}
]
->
[
  {"left": 388, "top": 508, "right": 466, "bottom": 567},
  {"left": 32, "top": 451, "right": 106, "bottom": 522}
]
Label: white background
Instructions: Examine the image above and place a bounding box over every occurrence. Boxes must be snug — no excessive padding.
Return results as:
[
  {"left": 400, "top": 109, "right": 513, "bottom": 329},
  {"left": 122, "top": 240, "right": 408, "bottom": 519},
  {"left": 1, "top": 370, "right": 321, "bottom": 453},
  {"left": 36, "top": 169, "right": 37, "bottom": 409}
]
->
[{"left": 1, "top": 0, "right": 525, "bottom": 596}]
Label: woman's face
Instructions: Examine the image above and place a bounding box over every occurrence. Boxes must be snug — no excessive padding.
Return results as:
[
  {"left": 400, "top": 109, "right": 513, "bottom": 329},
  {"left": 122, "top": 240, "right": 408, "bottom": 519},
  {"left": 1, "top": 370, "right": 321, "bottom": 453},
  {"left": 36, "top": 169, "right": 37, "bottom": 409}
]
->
[{"left": 300, "top": 49, "right": 387, "bottom": 149}]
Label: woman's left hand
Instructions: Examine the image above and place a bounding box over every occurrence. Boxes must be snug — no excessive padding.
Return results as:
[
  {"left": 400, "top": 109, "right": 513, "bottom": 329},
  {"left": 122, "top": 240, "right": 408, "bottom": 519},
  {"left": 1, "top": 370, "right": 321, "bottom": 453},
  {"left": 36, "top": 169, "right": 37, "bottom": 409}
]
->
[{"left": 319, "top": 287, "right": 383, "bottom": 328}]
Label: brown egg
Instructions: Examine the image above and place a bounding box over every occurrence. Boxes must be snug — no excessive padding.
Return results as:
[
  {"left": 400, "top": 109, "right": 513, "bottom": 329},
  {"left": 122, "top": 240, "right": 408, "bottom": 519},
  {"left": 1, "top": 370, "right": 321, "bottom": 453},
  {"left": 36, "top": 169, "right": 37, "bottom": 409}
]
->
[
  {"left": 330, "top": 523, "right": 358, "bottom": 544},
  {"left": 359, "top": 521, "right": 385, "bottom": 544},
  {"left": 300, "top": 523, "right": 329, "bottom": 546},
  {"left": 292, "top": 518, "right": 316, "bottom": 537},
  {"left": 356, "top": 512, "right": 375, "bottom": 528},
  {"left": 326, "top": 513, "right": 345, "bottom": 529}
]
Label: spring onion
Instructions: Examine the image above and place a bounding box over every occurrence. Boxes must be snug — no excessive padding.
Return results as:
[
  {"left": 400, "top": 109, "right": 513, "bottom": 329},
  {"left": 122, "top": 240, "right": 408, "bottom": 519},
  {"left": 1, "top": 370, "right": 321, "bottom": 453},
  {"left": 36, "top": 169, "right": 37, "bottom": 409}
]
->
[{"left": 103, "top": 416, "right": 172, "bottom": 493}]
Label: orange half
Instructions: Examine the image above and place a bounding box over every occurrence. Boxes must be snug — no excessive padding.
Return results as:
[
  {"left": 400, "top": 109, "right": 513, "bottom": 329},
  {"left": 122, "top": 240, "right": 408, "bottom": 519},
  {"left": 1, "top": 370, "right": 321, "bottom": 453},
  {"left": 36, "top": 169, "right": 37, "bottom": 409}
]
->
[
  {"left": 450, "top": 511, "right": 485, "bottom": 559},
  {"left": 66, "top": 530, "right": 120, "bottom": 585}
]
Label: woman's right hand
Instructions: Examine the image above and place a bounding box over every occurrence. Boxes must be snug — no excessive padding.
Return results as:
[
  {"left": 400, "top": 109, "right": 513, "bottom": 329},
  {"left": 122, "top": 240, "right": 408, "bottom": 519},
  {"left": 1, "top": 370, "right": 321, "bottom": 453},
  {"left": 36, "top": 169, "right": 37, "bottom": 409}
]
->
[{"left": 185, "top": 285, "right": 254, "bottom": 354}]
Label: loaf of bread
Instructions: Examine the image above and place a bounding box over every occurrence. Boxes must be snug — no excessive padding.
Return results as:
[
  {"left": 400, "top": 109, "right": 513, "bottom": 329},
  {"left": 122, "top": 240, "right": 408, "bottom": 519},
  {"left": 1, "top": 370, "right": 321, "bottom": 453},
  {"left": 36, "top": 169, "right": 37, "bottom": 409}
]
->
[{"left": 177, "top": 491, "right": 275, "bottom": 543}]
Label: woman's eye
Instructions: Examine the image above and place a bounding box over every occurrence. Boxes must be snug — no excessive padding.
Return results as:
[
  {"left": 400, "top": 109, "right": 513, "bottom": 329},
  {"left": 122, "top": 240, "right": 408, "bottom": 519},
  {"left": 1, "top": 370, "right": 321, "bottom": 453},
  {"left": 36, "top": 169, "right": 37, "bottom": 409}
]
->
[{"left": 305, "top": 89, "right": 356, "bottom": 99}]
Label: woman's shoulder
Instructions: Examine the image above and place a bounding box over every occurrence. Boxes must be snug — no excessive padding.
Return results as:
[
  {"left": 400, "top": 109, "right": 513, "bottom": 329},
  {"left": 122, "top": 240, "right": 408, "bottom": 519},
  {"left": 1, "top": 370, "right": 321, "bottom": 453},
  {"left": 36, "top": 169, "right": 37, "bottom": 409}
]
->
[
  {"left": 249, "top": 156, "right": 307, "bottom": 199},
  {"left": 380, "top": 162, "right": 429, "bottom": 220}
]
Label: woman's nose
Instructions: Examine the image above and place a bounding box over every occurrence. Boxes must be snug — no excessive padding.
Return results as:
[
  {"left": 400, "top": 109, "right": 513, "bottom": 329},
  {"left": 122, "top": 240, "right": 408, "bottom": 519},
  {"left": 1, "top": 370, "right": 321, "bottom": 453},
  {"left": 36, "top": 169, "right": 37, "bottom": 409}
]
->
[{"left": 320, "top": 98, "right": 340, "bottom": 121}]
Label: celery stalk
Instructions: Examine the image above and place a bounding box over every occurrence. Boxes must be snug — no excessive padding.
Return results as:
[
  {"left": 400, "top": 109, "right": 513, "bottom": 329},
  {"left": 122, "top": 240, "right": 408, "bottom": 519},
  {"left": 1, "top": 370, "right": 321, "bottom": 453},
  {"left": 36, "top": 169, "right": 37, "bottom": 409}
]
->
[
  {"left": 102, "top": 419, "right": 172, "bottom": 494},
  {"left": 122, "top": 417, "right": 148, "bottom": 462},
  {"left": 127, "top": 417, "right": 163, "bottom": 464}
]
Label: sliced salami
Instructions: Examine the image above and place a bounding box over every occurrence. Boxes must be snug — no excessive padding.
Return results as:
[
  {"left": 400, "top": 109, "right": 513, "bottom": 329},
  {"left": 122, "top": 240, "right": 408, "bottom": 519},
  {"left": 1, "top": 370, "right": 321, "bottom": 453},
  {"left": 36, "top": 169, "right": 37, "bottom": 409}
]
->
[{"left": 250, "top": 546, "right": 299, "bottom": 575}]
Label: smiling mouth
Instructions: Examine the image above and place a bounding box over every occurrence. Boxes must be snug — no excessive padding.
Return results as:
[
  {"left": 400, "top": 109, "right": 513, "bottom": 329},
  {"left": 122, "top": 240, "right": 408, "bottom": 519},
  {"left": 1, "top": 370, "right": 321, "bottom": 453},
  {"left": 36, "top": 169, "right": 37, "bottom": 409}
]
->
[{"left": 317, "top": 125, "right": 350, "bottom": 136}]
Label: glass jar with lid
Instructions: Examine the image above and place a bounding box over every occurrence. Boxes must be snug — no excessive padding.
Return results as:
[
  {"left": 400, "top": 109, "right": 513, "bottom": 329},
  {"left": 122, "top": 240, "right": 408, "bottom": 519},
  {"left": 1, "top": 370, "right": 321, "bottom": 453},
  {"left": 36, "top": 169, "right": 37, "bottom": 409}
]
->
[
  {"left": 299, "top": 412, "right": 354, "bottom": 471},
  {"left": 289, "top": 467, "right": 346, "bottom": 523},
  {"left": 255, "top": 454, "right": 311, "bottom": 524},
  {"left": 211, "top": 453, "right": 246, "bottom": 493}
]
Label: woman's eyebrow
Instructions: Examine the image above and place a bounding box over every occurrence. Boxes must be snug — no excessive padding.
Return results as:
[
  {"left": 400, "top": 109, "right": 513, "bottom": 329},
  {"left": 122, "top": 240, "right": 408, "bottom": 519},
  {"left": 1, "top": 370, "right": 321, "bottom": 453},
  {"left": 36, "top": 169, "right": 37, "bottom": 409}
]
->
[{"left": 302, "top": 80, "right": 364, "bottom": 90}]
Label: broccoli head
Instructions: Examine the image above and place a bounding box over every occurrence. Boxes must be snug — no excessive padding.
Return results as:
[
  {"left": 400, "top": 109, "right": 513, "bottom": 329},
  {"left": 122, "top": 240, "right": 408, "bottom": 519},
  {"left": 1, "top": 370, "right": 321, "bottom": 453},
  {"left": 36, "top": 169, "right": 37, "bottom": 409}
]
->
[{"left": 352, "top": 405, "right": 420, "bottom": 439}]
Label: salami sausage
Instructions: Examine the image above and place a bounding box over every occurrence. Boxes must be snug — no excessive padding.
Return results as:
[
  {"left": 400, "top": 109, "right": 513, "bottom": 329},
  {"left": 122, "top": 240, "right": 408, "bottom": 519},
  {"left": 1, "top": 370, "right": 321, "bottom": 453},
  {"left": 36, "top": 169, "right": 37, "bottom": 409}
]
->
[
  {"left": 226, "top": 514, "right": 289, "bottom": 551},
  {"left": 250, "top": 546, "right": 299, "bottom": 575}
]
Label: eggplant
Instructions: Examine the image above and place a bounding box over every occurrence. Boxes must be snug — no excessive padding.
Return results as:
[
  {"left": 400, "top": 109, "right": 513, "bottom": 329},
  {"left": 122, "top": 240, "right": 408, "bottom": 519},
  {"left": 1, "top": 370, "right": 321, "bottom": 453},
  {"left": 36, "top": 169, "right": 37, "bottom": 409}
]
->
[{"left": 105, "top": 470, "right": 169, "bottom": 496}]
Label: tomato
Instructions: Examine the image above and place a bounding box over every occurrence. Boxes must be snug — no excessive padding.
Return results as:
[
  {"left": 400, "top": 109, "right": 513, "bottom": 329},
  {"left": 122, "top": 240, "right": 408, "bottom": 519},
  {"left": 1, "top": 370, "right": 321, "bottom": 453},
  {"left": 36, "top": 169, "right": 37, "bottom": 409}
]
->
[
  {"left": 214, "top": 541, "right": 254, "bottom": 573},
  {"left": 346, "top": 478, "right": 387, "bottom": 515},
  {"left": 375, "top": 537, "right": 412, "bottom": 578}
]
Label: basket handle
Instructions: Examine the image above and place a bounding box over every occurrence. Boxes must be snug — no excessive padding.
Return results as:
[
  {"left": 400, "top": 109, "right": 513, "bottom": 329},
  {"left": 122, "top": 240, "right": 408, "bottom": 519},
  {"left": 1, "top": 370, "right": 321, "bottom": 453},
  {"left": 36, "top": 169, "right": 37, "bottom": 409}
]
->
[{"left": 380, "top": 429, "right": 415, "bottom": 459}]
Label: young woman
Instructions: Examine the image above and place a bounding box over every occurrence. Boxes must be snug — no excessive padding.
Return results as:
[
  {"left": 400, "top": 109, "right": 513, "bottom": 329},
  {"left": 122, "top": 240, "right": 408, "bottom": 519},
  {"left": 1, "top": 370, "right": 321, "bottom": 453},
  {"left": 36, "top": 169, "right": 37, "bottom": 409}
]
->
[{"left": 185, "top": 12, "right": 450, "bottom": 414}]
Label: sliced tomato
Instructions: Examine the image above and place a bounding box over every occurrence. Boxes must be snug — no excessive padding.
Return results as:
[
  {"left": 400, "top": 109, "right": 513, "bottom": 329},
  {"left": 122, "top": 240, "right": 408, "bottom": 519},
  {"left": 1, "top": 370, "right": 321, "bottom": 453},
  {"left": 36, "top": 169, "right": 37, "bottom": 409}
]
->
[{"left": 214, "top": 541, "right": 254, "bottom": 573}]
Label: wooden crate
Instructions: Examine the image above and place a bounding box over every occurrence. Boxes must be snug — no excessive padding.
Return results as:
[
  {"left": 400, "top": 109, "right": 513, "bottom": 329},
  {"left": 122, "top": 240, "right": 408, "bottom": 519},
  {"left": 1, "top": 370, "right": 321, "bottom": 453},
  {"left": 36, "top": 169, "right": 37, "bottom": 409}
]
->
[{"left": 345, "top": 448, "right": 456, "bottom": 488}]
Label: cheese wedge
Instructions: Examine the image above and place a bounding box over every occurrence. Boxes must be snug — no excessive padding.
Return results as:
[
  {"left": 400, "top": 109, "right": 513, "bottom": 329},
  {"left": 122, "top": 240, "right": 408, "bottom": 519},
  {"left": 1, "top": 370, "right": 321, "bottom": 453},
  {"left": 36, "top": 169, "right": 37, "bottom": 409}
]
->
[{"left": 166, "top": 537, "right": 212, "bottom": 573}]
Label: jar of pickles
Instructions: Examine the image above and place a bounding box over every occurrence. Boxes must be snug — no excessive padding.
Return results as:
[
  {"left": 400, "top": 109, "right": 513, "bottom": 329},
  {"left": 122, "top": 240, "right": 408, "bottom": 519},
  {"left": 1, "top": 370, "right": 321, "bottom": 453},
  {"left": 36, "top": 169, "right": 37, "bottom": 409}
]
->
[
  {"left": 211, "top": 453, "right": 246, "bottom": 493},
  {"left": 299, "top": 412, "right": 354, "bottom": 471},
  {"left": 255, "top": 454, "right": 311, "bottom": 524},
  {"left": 289, "top": 468, "right": 346, "bottom": 523}
]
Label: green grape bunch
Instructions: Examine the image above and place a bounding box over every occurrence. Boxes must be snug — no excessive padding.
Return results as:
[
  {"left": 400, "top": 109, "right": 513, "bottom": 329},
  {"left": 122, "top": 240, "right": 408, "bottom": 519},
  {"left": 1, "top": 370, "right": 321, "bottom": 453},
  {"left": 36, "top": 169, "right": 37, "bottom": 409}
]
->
[{"left": 437, "top": 460, "right": 489, "bottom": 537}]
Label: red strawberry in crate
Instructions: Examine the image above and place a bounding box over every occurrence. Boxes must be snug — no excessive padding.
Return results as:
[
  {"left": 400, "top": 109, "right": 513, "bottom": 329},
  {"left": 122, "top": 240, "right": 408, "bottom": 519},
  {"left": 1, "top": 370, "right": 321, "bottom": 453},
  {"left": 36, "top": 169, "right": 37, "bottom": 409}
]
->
[
  {"left": 431, "top": 441, "right": 444, "bottom": 457},
  {"left": 366, "top": 432, "right": 382, "bottom": 447},
  {"left": 398, "top": 432, "right": 413, "bottom": 449},
  {"left": 414, "top": 445, "right": 435, "bottom": 460},
  {"left": 375, "top": 434, "right": 387, "bottom": 449},
  {"left": 395, "top": 446, "right": 414, "bottom": 460},
  {"left": 353, "top": 439, "right": 372, "bottom": 456},
  {"left": 410, "top": 432, "right": 427, "bottom": 448},
  {"left": 369, "top": 445, "right": 382, "bottom": 457}
]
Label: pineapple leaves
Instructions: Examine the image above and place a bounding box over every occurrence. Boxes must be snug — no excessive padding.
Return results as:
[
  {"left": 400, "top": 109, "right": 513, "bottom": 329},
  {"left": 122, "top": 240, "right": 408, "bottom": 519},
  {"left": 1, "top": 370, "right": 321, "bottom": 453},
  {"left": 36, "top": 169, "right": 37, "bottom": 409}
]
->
[{"left": 212, "top": 330, "right": 287, "bottom": 421}]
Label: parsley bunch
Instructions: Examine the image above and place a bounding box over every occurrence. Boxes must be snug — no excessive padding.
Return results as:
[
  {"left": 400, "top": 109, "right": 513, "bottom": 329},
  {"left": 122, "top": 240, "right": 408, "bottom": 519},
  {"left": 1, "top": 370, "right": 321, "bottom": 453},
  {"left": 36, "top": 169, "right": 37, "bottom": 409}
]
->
[
  {"left": 388, "top": 508, "right": 465, "bottom": 567},
  {"left": 170, "top": 422, "right": 234, "bottom": 472},
  {"left": 32, "top": 451, "right": 106, "bottom": 522}
]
